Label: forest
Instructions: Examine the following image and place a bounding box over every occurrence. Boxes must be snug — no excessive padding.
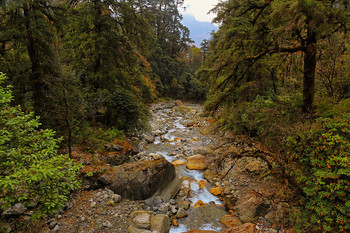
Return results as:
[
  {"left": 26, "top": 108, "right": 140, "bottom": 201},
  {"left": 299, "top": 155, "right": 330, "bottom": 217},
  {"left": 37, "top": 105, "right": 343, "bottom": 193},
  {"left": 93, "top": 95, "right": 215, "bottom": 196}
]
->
[{"left": 0, "top": 0, "right": 349, "bottom": 232}]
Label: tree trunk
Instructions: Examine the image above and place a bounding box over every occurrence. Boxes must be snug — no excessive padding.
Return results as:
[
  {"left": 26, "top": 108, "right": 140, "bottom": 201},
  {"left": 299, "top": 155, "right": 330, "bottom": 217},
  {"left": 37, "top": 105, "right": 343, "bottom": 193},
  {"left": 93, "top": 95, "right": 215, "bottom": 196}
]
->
[
  {"left": 24, "top": 4, "right": 43, "bottom": 116},
  {"left": 302, "top": 30, "right": 317, "bottom": 113}
]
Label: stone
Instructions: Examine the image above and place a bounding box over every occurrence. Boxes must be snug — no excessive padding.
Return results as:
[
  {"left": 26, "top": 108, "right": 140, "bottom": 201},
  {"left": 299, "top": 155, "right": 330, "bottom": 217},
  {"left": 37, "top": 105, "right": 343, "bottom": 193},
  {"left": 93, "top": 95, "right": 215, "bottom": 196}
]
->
[
  {"left": 170, "top": 205, "right": 177, "bottom": 214},
  {"left": 176, "top": 208, "right": 187, "bottom": 219},
  {"left": 108, "top": 159, "right": 176, "bottom": 200},
  {"left": 132, "top": 212, "right": 151, "bottom": 229},
  {"left": 150, "top": 214, "right": 170, "bottom": 233},
  {"left": 2, "top": 203, "right": 27, "bottom": 217},
  {"left": 178, "top": 199, "right": 191, "bottom": 210},
  {"left": 198, "top": 180, "right": 207, "bottom": 189},
  {"left": 183, "top": 203, "right": 227, "bottom": 230},
  {"left": 186, "top": 154, "right": 206, "bottom": 170},
  {"left": 219, "top": 215, "right": 243, "bottom": 228},
  {"left": 90, "top": 202, "right": 96, "bottom": 208},
  {"left": 171, "top": 160, "right": 186, "bottom": 166},
  {"left": 53, "top": 225, "right": 60, "bottom": 232},
  {"left": 49, "top": 220, "right": 58, "bottom": 229},
  {"left": 220, "top": 223, "right": 256, "bottom": 233},
  {"left": 152, "top": 174, "right": 182, "bottom": 201},
  {"left": 111, "top": 194, "right": 122, "bottom": 203},
  {"left": 150, "top": 153, "right": 164, "bottom": 160},
  {"left": 103, "top": 221, "right": 113, "bottom": 228},
  {"left": 98, "top": 175, "right": 112, "bottom": 185},
  {"left": 172, "top": 219, "right": 179, "bottom": 226},
  {"left": 193, "top": 200, "right": 207, "bottom": 208},
  {"left": 144, "top": 135, "right": 155, "bottom": 143},
  {"left": 178, "top": 105, "right": 192, "bottom": 114},
  {"left": 182, "top": 179, "right": 191, "bottom": 196},
  {"left": 203, "top": 169, "right": 217, "bottom": 182},
  {"left": 175, "top": 100, "right": 183, "bottom": 107},
  {"left": 235, "top": 191, "right": 269, "bottom": 223},
  {"left": 223, "top": 195, "right": 237, "bottom": 211},
  {"left": 209, "top": 187, "right": 223, "bottom": 196}
]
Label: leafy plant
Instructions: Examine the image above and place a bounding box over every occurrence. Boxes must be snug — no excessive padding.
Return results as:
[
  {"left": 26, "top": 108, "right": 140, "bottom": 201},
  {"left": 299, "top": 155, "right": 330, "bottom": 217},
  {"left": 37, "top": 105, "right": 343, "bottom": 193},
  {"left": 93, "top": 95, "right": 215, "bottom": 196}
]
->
[
  {"left": 288, "top": 115, "right": 350, "bottom": 232},
  {"left": 0, "top": 73, "right": 82, "bottom": 217}
]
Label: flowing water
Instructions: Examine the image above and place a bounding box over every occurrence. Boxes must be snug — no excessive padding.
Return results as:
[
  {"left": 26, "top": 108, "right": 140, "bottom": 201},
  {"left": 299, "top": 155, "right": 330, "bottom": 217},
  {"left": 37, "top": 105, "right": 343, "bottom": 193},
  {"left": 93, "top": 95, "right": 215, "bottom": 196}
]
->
[{"left": 145, "top": 103, "right": 225, "bottom": 232}]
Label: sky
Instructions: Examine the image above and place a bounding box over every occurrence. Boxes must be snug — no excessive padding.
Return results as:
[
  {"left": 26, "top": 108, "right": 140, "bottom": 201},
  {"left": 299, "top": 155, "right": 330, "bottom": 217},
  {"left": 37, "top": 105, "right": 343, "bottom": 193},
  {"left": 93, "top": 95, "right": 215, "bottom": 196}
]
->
[
  {"left": 180, "top": 0, "right": 220, "bottom": 46},
  {"left": 181, "top": 0, "right": 220, "bottom": 23}
]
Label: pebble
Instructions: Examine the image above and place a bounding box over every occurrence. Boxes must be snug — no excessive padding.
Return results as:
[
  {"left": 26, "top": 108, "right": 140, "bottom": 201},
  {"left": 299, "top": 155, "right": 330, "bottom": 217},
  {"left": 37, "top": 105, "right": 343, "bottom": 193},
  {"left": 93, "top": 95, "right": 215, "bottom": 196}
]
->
[{"left": 103, "top": 221, "right": 113, "bottom": 228}]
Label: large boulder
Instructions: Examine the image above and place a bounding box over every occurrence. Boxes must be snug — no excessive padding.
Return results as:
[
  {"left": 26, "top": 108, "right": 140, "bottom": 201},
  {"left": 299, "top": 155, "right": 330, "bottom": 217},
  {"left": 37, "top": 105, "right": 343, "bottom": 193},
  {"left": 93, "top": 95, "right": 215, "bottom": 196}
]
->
[
  {"left": 108, "top": 159, "right": 176, "bottom": 200},
  {"left": 186, "top": 154, "right": 207, "bottom": 170}
]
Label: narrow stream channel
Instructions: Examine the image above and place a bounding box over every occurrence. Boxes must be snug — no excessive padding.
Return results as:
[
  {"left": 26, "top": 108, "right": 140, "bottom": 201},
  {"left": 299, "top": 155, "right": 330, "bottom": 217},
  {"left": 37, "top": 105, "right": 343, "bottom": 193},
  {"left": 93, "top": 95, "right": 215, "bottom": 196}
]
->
[{"left": 145, "top": 103, "right": 225, "bottom": 232}]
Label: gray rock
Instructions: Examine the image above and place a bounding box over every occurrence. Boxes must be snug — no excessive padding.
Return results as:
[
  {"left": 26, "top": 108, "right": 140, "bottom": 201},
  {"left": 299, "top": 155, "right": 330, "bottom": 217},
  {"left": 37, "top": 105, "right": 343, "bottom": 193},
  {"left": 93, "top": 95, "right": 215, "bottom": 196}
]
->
[
  {"left": 176, "top": 208, "right": 187, "bottom": 218},
  {"left": 98, "top": 175, "right": 112, "bottom": 185},
  {"left": 150, "top": 153, "right": 164, "bottom": 160},
  {"left": 111, "top": 193, "right": 122, "bottom": 203},
  {"left": 132, "top": 212, "right": 151, "bottom": 229},
  {"left": 150, "top": 214, "right": 170, "bottom": 233},
  {"left": 53, "top": 224, "right": 60, "bottom": 232},
  {"left": 108, "top": 159, "right": 176, "bottom": 200},
  {"left": 2, "top": 203, "right": 27, "bottom": 217},
  {"left": 183, "top": 203, "right": 226, "bottom": 229},
  {"left": 170, "top": 205, "right": 177, "bottom": 214},
  {"left": 49, "top": 220, "right": 58, "bottom": 229},
  {"left": 177, "top": 199, "right": 191, "bottom": 210},
  {"left": 103, "top": 221, "right": 113, "bottom": 228},
  {"left": 144, "top": 136, "right": 155, "bottom": 143}
]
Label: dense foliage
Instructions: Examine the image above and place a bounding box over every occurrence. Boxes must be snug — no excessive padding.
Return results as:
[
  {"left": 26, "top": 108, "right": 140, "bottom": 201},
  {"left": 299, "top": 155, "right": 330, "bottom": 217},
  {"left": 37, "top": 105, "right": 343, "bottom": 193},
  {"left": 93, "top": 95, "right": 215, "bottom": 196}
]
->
[
  {"left": 288, "top": 113, "right": 350, "bottom": 232},
  {"left": 201, "top": 0, "right": 350, "bottom": 232},
  {"left": 0, "top": 0, "right": 205, "bottom": 153},
  {"left": 0, "top": 74, "right": 81, "bottom": 217}
]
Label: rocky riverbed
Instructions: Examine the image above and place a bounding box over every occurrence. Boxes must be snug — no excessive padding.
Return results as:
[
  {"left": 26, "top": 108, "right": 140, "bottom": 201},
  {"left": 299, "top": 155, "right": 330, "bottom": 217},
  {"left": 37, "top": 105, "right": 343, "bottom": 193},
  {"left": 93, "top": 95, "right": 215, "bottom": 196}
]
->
[{"left": 3, "top": 100, "right": 293, "bottom": 233}]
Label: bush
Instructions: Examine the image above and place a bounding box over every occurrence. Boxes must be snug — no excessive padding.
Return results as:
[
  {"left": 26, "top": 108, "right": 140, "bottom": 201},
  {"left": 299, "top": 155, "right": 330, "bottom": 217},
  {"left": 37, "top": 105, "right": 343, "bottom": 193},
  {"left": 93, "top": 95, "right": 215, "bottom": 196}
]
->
[
  {"left": 0, "top": 74, "right": 81, "bottom": 217},
  {"left": 221, "top": 91, "right": 303, "bottom": 149},
  {"left": 288, "top": 115, "right": 350, "bottom": 232}
]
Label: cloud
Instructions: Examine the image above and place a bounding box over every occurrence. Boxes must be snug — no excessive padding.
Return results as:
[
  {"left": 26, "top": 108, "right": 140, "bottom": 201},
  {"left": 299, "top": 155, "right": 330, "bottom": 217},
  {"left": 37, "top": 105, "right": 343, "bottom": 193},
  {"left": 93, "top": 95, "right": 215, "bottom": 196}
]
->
[{"left": 181, "top": 0, "right": 219, "bottom": 23}]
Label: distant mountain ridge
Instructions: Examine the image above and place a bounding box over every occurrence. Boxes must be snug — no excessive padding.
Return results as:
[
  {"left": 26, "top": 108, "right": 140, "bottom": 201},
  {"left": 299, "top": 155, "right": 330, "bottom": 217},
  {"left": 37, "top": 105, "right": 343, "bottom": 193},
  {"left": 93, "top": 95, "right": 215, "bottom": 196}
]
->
[{"left": 181, "top": 14, "right": 217, "bottom": 46}]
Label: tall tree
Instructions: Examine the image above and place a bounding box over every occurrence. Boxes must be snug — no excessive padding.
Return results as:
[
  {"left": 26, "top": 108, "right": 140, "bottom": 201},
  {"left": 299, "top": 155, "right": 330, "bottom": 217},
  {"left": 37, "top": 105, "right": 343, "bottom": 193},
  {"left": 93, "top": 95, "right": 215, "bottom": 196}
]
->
[
  {"left": 0, "top": 0, "right": 62, "bottom": 117},
  {"left": 206, "top": 0, "right": 349, "bottom": 112}
]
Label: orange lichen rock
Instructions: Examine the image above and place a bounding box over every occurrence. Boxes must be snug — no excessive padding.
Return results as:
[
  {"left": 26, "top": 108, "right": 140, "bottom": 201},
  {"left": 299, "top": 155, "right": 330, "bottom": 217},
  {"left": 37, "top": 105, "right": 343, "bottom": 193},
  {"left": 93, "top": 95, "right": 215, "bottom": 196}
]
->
[
  {"left": 193, "top": 200, "right": 207, "bottom": 207},
  {"left": 209, "top": 187, "right": 223, "bottom": 196},
  {"left": 198, "top": 180, "right": 207, "bottom": 189},
  {"left": 219, "top": 215, "right": 243, "bottom": 228},
  {"left": 172, "top": 219, "right": 179, "bottom": 226},
  {"left": 171, "top": 160, "right": 186, "bottom": 166}
]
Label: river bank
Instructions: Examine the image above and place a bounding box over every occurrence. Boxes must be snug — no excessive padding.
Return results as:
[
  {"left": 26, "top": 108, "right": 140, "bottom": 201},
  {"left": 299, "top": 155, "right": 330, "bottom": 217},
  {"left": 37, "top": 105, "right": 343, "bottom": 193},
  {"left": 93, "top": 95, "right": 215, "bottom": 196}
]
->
[{"left": 5, "top": 100, "right": 292, "bottom": 233}]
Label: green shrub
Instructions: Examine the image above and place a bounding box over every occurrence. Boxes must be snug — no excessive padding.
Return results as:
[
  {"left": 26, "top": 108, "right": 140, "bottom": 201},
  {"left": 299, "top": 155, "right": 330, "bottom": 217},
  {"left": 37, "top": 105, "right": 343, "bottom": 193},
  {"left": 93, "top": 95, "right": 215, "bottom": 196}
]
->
[
  {"left": 221, "top": 91, "right": 303, "bottom": 149},
  {"left": 0, "top": 74, "right": 81, "bottom": 217},
  {"left": 288, "top": 115, "right": 350, "bottom": 232}
]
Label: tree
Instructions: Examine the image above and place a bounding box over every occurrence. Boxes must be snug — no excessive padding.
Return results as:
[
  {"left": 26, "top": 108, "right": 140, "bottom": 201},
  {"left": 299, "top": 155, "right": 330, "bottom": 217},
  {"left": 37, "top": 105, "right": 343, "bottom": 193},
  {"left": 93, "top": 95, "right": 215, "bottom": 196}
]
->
[
  {"left": 0, "top": 0, "right": 63, "bottom": 118},
  {"left": 206, "top": 0, "right": 349, "bottom": 113},
  {"left": 0, "top": 73, "right": 81, "bottom": 216}
]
